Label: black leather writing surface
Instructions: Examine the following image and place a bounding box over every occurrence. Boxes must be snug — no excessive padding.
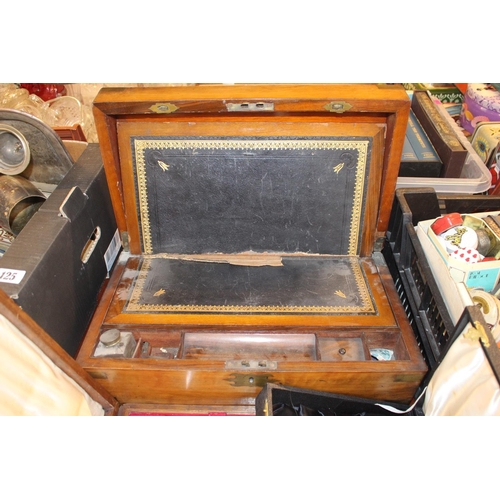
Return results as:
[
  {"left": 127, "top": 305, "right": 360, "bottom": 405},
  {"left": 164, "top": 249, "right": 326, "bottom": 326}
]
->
[
  {"left": 131, "top": 137, "right": 372, "bottom": 256},
  {"left": 126, "top": 256, "right": 376, "bottom": 315}
]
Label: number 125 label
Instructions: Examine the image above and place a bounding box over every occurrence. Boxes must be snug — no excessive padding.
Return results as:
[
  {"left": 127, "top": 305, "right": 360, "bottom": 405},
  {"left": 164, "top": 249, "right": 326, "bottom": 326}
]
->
[{"left": 0, "top": 268, "right": 26, "bottom": 284}]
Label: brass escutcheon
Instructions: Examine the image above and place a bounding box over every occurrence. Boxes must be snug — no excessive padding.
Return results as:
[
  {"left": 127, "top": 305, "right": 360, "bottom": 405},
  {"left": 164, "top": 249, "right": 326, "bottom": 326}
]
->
[{"left": 226, "top": 373, "right": 277, "bottom": 387}]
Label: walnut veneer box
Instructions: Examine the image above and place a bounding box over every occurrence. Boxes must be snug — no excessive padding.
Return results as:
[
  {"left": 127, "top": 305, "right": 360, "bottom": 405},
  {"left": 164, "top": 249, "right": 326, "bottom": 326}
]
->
[{"left": 76, "top": 84, "right": 427, "bottom": 406}]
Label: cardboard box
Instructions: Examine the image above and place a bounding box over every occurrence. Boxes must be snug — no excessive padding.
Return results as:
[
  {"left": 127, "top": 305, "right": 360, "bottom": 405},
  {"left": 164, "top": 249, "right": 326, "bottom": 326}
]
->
[{"left": 0, "top": 144, "right": 120, "bottom": 357}]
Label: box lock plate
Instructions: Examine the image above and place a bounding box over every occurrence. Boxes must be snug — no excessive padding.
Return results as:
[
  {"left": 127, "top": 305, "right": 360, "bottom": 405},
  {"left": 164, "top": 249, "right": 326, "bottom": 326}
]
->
[
  {"left": 225, "top": 359, "right": 278, "bottom": 387},
  {"left": 226, "top": 373, "right": 278, "bottom": 387}
]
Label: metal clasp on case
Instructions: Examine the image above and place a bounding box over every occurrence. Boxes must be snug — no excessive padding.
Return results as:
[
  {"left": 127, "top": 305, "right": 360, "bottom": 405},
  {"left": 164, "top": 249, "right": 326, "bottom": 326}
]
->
[
  {"left": 226, "top": 102, "right": 274, "bottom": 112},
  {"left": 225, "top": 359, "right": 278, "bottom": 370}
]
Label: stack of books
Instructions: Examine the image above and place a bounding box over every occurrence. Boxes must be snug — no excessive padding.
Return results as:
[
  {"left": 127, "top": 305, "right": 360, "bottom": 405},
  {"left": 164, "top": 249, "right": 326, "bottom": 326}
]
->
[
  {"left": 400, "top": 109, "right": 443, "bottom": 177},
  {"left": 400, "top": 90, "right": 469, "bottom": 179}
]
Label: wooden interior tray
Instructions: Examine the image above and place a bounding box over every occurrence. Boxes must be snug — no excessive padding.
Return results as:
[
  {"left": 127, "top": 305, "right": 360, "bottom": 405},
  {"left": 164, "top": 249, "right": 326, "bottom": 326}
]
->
[{"left": 78, "top": 253, "right": 425, "bottom": 405}]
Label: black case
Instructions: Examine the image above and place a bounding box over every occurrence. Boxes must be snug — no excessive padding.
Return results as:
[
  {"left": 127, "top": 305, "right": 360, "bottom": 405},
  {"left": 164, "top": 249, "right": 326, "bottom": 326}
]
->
[
  {"left": 255, "top": 383, "right": 420, "bottom": 416},
  {"left": 0, "top": 145, "right": 119, "bottom": 356}
]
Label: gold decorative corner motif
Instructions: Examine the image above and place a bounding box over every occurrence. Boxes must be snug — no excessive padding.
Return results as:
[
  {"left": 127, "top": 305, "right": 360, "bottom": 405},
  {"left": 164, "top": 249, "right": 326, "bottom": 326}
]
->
[
  {"left": 158, "top": 161, "right": 170, "bottom": 171},
  {"left": 149, "top": 103, "right": 179, "bottom": 114},
  {"left": 334, "top": 290, "right": 347, "bottom": 299},
  {"left": 333, "top": 162, "right": 344, "bottom": 174},
  {"left": 324, "top": 101, "right": 352, "bottom": 113},
  {"left": 154, "top": 288, "right": 166, "bottom": 297}
]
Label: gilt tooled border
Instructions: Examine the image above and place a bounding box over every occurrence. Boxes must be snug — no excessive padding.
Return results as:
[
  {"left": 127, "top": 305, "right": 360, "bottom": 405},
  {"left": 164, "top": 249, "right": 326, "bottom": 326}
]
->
[
  {"left": 125, "top": 256, "right": 376, "bottom": 314},
  {"left": 133, "top": 138, "right": 369, "bottom": 255}
]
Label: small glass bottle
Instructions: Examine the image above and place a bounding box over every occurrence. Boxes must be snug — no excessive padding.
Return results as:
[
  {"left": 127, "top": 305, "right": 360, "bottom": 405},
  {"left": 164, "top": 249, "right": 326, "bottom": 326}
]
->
[{"left": 93, "top": 328, "right": 136, "bottom": 358}]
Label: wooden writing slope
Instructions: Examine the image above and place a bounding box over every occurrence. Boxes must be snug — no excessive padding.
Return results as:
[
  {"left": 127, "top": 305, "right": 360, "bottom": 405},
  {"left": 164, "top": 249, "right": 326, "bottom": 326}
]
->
[{"left": 76, "top": 84, "right": 427, "bottom": 406}]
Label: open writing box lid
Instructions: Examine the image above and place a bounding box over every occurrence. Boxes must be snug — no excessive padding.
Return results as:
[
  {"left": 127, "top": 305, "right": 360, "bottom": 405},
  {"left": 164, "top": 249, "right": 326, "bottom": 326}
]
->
[{"left": 93, "top": 84, "right": 410, "bottom": 327}]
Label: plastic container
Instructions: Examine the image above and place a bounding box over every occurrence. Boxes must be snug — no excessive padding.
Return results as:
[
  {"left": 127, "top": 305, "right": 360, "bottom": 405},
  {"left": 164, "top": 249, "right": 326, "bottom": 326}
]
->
[{"left": 397, "top": 96, "right": 491, "bottom": 194}]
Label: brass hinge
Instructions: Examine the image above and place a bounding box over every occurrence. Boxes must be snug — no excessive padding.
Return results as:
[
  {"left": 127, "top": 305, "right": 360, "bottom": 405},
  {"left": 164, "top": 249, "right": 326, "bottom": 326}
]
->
[
  {"left": 324, "top": 101, "right": 352, "bottom": 113},
  {"left": 149, "top": 103, "right": 179, "bottom": 114}
]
